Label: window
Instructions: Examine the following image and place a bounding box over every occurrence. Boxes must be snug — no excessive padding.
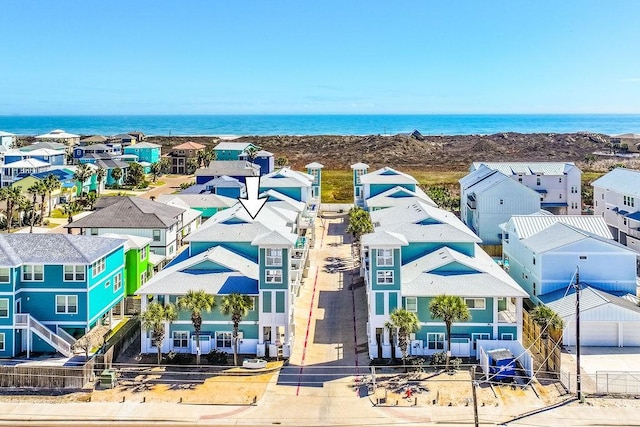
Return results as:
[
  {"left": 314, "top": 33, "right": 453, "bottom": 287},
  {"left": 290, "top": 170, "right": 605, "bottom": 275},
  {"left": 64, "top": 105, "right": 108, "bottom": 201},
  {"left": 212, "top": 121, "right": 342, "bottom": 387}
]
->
[
  {"left": 173, "top": 331, "right": 189, "bottom": 348},
  {"left": 499, "top": 198, "right": 503, "bottom": 205},
  {"left": 532, "top": 257, "right": 536, "bottom": 265},
  {"left": 405, "top": 297, "right": 417, "bottom": 312},
  {"left": 559, "top": 177, "right": 562, "bottom": 183},
  {"left": 90, "top": 228, "right": 98, "bottom": 236},
  {"left": 518, "top": 177, "right": 523, "bottom": 182},
  {"left": 570, "top": 186, "right": 577, "bottom": 194},
  {"left": 265, "top": 269, "right": 282, "bottom": 284},
  {"left": 141, "top": 271, "right": 147, "bottom": 285},
  {"left": 559, "top": 193, "right": 562, "bottom": 199},
  {"left": 23, "top": 265, "right": 44, "bottom": 281},
  {"left": 465, "top": 298, "right": 485, "bottom": 310},
  {"left": 216, "top": 331, "right": 232, "bottom": 348},
  {"left": 265, "top": 248, "right": 282, "bottom": 267},
  {"left": 105, "top": 280, "right": 111, "bottom": 288},
  {"left": 0, "top": 333, "right": 4, "bottom": 351},
  {"left": 56, "top": 295, "right": 78, "bottom": 314},
  {"left": 376, "top": 249, "right": 393, "bottom": 267},
  {"left": 533, "top": 282, "right": 537, "bottom": 296},
  {"left": 536, "top": 177, "right": 541, "bottom": 186},
  {"left": 427, "top": 333, "right": 445, "bottom": 350},
  {"left": 64, "top": 265, "right": 85, "bottom": 281},
  {"left": 152, "top": 229, "right": 161, "bottom": 242},
  {"left": 92, "top": 257, "right": 106, "bottom": 277},
  {"left": 0, "top": 267, "right": 9, "bottom": 283},
  {"left": 376, "top": 270, "right": 394, "bottom": 284},
  {"left": 113, "top": 273, "right": 122, "bottom": 292},
  {"left": 140, "top": 247, "right": 146, "bottom": 261},
  {"left": 571, "top": 202, "right": 579, "bottom": 210},
  {"left": 579, "top": 255, "right": 587, "bottom": 260},
  {"left": 0, "top": 299, "right": 8, "bottom": 318},
  {"left": 501, "top": 333, "right": 514, "bottom": 340},
  {"left": 624, "top": 218, "right": 628, "bottom": 226},
  {"left": 472, "top": 333, "right": 491, "bottom": 350}
]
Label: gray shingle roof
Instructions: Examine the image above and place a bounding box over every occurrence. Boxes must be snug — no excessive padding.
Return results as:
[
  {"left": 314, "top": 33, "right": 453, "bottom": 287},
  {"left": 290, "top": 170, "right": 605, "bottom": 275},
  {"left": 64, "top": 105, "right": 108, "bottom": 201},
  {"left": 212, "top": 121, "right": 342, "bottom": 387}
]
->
[
  {"left": 196, "top": 161, "right": 260, "bottom": 177},
  {"left": 65, "top": 197, "right": 185, "bottom": 229},
  {"left": 0, "top": 234, "right": 126, "bottom": 266}
]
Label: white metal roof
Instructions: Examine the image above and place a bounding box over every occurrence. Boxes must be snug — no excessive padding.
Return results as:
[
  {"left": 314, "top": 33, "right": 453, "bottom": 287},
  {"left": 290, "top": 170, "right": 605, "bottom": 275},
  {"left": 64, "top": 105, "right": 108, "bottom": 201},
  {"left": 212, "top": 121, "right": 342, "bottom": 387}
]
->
[
  {"left": 506, "top": 214, "right": 613, "bottom": 240},
  {"left": 0, "top": 131, "right": 16, "bottom": 137},
  {"left": 591, "top": 168, "right": 640, "bottom": 198},
  {"left": 260, "top": 167, "right": 313, "bottom": 188},
  {"left": 359, "top": 167, "right": 418, "bottom": 185},
  {"left": 35, "top": 129, "right": 79, "bottom": 139},
  {"left": 350, "top": 162, "right": 369, "bottom": 169},
  {"left": 2, "top": 158, "right": 50, "bottom": 168},
  {"left": 305, "top": 162, "right": 324, "bottom": 168},
  {"left": 365, "top": 186, "right": 437, "bottom": 208},
  {"left": 471, "top": 162, "right": 576, "bottom": 176},
  {"left": 542, "top": 286, "right": 640, "bottom": 319},
  {"left": 214, "top": 141, "right": 256, "bottom": 150},
  {"left": 361, "top": 230, "right": 409, "bottom": 247},
  {"left": 521, "top": 222, "right": 628, "bottom": 254}
]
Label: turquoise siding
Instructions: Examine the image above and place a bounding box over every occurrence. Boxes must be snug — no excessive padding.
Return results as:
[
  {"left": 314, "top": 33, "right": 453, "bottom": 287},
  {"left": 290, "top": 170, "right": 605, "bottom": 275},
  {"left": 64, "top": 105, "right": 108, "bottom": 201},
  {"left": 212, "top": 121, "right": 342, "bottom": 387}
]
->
[
  {"left": 259, "top": 248, "right": 289, "bottom": 290},
  {"left": 369, "top": 183, "right": 416, "bottom": 198},
  {"left": 498, "top": 326, "right": 517, "bottom": 339},
  {"left": 263, "top": 291, "right": 272, "bottom": 312},
  {"left": 20, "top": 291, "right": 87, "bottom": 324},
  {"left": 190, "top": 241, "right": 257, "bottom": 261},
  {"left": 370, "top": 248, "right": 401, "bottom": 291},
  {"left": 375, "top": 292, "right": 384, "bottom": 315},
  {"left": 260, "top": 186, "right": 302, "bottom": 201},
  {"left": 413, "top": 297, "right": 494, "bottom": 325},
  {"left": 275, "top": 291, "right": 285, "bottom": 313},
  {"left": 215, "top": 149, "right": 244, "bottom": 160},
  {"left": 0, "top": 329, "right": 14, "bottom": 358},
  {"left": 194, "top": 207, "right": 220, "bottom": 219},
  {"left": 388, "top": 292, "right": 398, "bottom": 312},
  {"left": 124, "top": 146, "right": 161, "bottom": 164},
  {"left": 402, "top": 242, "right": 475, "bottom": 263}
]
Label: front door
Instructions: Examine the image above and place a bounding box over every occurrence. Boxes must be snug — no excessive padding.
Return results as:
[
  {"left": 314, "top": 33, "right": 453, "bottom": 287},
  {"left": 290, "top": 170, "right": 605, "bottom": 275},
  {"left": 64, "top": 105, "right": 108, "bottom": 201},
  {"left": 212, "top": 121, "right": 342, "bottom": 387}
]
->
[{"left": 263, "top": 326, "right": 271, "bottom": 357}]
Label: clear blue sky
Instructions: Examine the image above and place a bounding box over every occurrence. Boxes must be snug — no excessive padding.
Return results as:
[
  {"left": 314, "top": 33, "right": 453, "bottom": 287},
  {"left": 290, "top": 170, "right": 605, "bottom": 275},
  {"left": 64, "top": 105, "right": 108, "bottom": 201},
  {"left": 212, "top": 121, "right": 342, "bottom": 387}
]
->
[{"left": 2, "top": 0, "right": 639, "bottom": 115}]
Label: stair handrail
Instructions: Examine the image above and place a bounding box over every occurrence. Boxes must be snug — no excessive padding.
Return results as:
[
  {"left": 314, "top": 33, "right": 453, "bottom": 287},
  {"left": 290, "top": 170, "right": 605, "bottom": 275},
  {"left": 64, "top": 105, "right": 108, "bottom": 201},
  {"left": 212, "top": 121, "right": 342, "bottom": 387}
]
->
[
  {"left": 56, "top": 326, "right": 77, "bottom": 345},
  {"left": 27, "top": 315, "right": 72, "bottom": 356}
]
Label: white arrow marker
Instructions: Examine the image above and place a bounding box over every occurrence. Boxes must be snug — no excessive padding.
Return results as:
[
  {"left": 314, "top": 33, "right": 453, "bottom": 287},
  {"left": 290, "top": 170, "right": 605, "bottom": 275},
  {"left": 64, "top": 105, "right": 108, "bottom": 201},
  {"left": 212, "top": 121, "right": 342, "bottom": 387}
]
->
[{"left": 238, "top": 176, "right": 267, "bottom": 219}]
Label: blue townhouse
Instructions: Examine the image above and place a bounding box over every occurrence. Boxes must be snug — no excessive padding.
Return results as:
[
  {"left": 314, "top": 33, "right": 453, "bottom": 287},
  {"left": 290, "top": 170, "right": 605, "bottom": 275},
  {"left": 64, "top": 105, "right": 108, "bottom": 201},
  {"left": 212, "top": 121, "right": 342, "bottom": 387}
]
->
[
  {"left": 0, "top": 234, "right": 126, "bottom": 358},
  {"left": 4, "top": 148, "right": 66, "bottom": 167},
  {"left": 137, "top": 200, "right": 309, "bottom": 359},
  {"left": 180, "top": 175, "right": 246, "bottom": 199},
  {"left": 195, "top": 161, "right": 260, "bottom": 185},
  {"left": 213, "top": 141, "right": 260, "bottom": 161},
  {"left": 123, "top": 142, "right": 161, "bottom": 164},
  {"left": 354, "top": 165, "right": 528, "bottom": 361}
]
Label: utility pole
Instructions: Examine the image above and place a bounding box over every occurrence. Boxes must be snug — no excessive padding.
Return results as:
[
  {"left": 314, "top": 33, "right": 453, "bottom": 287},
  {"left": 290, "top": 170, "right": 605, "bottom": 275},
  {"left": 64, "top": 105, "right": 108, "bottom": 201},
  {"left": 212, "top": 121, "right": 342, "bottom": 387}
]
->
[
  {"left": 471, "top": 365, "right": 479, "bottom": 427},
  {"left": 575, "top": 266, "right": 583, "bottom": 402}
]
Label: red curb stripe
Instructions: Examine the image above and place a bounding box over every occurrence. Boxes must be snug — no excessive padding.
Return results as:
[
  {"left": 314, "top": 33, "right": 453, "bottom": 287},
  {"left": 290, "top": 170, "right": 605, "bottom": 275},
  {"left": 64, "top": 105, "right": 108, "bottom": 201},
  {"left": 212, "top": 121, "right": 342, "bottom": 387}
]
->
[{"left": 296, "top": 266, "right": 320, "bottom": 396}]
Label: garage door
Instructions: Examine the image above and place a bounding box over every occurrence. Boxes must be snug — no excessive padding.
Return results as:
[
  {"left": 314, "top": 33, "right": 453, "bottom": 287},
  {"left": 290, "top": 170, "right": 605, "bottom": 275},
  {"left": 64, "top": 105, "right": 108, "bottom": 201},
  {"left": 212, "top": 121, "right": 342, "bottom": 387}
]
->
[
  {"left": 564, "top": 321, "right": 619, "bottom": 346},
  {"left": 622, "top": 323, "right": 640, "bottom": 346}
]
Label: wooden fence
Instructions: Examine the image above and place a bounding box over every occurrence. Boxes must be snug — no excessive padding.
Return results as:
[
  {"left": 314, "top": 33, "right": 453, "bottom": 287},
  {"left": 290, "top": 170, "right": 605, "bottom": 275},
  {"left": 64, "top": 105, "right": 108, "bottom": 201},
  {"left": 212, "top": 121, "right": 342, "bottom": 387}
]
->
[
  {"left": 522, "top": 310, "right": 562, "bottom": 376},
  {"left": 0, "top": 358, "right": 95, "bottom": 389},
  {"left": 95, "top": 318, "right": 141, "bottom": 371}
]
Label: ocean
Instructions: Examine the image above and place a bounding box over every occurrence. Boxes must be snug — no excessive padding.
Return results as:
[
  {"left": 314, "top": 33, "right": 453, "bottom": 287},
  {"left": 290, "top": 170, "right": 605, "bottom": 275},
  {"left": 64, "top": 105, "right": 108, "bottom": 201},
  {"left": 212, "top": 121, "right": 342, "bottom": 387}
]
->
[{"left": 0, "top": 114, "right": 638, "bottom": 137}]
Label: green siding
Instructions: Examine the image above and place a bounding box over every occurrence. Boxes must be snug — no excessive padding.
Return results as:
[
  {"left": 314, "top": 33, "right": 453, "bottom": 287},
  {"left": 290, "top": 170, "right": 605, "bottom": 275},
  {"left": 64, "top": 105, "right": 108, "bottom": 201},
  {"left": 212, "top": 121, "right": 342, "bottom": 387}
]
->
[{"left": 125, "top": 246, "right": 150, "bottom": 296}]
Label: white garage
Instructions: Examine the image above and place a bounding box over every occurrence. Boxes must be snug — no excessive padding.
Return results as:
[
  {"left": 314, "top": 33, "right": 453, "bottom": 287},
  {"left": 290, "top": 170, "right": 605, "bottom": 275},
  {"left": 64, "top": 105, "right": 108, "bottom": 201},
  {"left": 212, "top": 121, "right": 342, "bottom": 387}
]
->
[{"left": 543, "top": 287, "right": 640, "bottom": 347}]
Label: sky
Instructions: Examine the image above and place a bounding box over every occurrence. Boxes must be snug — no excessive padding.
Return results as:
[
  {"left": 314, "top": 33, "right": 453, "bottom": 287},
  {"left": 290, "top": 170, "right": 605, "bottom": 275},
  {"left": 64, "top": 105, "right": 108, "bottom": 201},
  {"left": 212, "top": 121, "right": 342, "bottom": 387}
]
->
[{"left": 1, "top": 0, "right": 640, "bottom": 115}]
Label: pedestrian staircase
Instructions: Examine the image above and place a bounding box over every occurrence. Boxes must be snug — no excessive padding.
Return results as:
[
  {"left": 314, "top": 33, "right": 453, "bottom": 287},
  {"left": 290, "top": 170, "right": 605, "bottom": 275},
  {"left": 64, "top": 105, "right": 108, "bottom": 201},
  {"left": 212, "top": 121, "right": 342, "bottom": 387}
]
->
[{"left": 14, "top": 314, "right": 73, "bottom": 357}]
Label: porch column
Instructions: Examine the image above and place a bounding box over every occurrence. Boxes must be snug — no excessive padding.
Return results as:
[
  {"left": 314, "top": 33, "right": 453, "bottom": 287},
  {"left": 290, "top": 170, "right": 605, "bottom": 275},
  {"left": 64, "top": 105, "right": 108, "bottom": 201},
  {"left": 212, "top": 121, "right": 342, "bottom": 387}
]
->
[
  {"left": 108, "top": 308, "right": 113, "bottom": 327},
  {"left": 119, "top": 299, "right": 125, "bottom": 319},
  {"left": 516, "top": 297, "right": 523, "bottom": 342},
  {"left": 492, "top": 297, "right": 499, "bottom": 339}
]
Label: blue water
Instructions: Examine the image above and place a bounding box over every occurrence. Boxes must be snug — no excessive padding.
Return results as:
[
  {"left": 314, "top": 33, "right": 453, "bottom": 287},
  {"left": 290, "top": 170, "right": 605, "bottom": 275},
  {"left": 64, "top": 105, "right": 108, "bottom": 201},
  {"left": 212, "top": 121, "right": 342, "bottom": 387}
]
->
[{"left": 0, "top": 114, "right": 638, "bottom": 136}]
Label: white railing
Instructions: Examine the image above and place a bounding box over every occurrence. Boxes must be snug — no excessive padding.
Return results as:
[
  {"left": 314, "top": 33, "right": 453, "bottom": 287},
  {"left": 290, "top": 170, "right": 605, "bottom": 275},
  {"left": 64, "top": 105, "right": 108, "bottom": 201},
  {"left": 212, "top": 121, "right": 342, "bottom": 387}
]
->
[
  {"left": 57, "top": 326, "right": 77, "bottom": 345},
  {"left": 18, "top": 314, "right": 72, "bottom": 357}
]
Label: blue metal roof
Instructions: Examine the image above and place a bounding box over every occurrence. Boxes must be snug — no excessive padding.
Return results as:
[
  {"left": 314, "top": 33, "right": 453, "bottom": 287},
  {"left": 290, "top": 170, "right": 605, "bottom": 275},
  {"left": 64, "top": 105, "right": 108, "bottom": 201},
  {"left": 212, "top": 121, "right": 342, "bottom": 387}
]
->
[
  {"left": 626, "top": 211, "right": 640, "bottom": 221},
  {"left": 541, "top": 202, "right": 568, "bottom": 207},
  {"left": 535, "top": 189, "right": 548, "bottom": 194}
]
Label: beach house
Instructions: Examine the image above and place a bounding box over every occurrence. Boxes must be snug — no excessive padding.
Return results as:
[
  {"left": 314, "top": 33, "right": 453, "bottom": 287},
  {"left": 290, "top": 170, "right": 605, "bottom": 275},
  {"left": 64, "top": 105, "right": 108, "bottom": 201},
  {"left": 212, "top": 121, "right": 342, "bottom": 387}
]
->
[
  {"left": 351, "top": 165, "right": 433, "bottom": 211},
  {"left": 166, "top": 141, "right": 206, "bottom": 174},
  {"left": 123, "top": 142, "right": 161, "bottom": 164},
  {"left": 469, "top": 162, "right": 582, "bottom": 215},
  {"left": 460, "top": 165, "right": 541, "bottom": 247},
  {"left": 137, "top": 199, "right": 310, "bottom": 358},
  {"left": 501, "top": 213, "right": 640, "bottom": 346},
  {"left": 0, "top": 131, "right": 17, "bottom": 149},
  {"left": 195, "top": 161, "right": 260, "bottom": 184},
  {"left": 64, "top": 196, "right": 194, "bottom": 262},
  {"left": 592, "top": 168, "right": 640, "bottom": 253},
  {"left": 35, "top": 130, "right": 80, "bottom": 149},
  {"left": 180, "top": 175, "right": 246, "bottom": 199},
  {"left": 213, "top": 141, "right": 260, "bottom": 161},
  {"left": 0, "top": 234, "right": 126, "bottom": 358}
]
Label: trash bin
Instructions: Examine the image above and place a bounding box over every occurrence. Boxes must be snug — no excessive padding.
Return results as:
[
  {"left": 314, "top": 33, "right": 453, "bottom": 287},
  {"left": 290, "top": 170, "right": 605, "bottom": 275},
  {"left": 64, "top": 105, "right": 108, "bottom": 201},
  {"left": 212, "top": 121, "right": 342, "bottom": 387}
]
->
[{"left": 99, "top": 369, "right": 117, "bottom": 389}]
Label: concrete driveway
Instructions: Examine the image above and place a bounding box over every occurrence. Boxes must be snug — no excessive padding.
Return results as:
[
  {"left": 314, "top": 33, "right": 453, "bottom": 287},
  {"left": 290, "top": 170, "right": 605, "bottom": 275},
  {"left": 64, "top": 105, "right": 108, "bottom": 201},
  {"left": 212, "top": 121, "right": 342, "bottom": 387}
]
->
[{"left": 563, "top": 346, "right": 640, "bottom": 375}]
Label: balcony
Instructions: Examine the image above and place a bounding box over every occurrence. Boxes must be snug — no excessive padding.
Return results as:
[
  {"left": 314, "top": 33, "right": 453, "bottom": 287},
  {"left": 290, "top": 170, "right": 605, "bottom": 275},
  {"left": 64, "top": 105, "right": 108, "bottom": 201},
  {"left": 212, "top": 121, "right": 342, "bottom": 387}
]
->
[{"left": 498, "top": 297, "right": 517, "bottom": 323}]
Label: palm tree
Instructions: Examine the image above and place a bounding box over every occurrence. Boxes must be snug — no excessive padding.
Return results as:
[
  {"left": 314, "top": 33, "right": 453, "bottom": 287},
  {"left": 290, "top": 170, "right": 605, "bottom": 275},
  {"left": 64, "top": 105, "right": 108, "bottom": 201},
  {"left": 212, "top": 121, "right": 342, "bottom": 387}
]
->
[
  {"left": 36, "top": 180, "right": 48, "bottom": 224},
  {"left": 73, "top": 164, "right": 93, "bottom": 199},
  {"left": 178, "top": 290, "right": 215, "bottom": 365},
  {"left": 96, "top": 167, "right": 106, "bottom": 195},
  {"left": 530, "top": 305, "right": 563, "bottom": 338},
  {"left": 0, "top": 186, "right": 24, "bottom": 233},
  {"left": 429, "top": 295, "right": 471, "bottom": 371},
  {"left": 111, "top": 167, "right": 123, "bottom": 188},
  {"left": 44, "top": 174, "right": 61, "bottom": 217},
  {"left": 219, "top": 293, "right": 254, "bottom": 366},
  {"left": 150, "top": 162, "right": 162, "bottom": 183},
  {"left": 346, "top": 207, "right": 374, "bottom": 242},
  {"left": 275, "top": 156, "right": 289, "bottom": 168},
  {"left": 27, "top": 183, "right": 40, "bottom": 233},
  {"left": 385, "top": 308, "right": 420, "bottom": 369},
  {"left": 244, "top": 146, "right": 259, "bottom": 162},
  {"left": 141, "top": 302, "right": 178, "bottom": 365}
]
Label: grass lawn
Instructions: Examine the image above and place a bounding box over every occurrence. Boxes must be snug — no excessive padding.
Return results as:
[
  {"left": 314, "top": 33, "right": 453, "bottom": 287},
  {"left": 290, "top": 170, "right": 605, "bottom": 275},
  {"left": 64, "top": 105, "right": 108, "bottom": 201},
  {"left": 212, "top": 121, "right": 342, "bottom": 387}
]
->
[
  {"left": 50, "top": 208, "right": 66, "bottom": 219},
  {"left": 321, "top": 169, "right": 467, "bottom": 203}
]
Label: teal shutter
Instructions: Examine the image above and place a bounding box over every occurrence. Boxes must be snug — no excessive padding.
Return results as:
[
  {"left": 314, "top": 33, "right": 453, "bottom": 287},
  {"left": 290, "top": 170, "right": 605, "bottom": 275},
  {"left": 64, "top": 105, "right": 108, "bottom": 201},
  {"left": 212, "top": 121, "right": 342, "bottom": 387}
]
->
[
  {"left": 275, "top": 291, "right": 285, "bottom": 313},
  {"left": 263, "top": 291, "right": 272, "bottom": 313},
  {"left": 388, "top": 292, "right": 398, "bottom": 312},
  {"left": 375, "top": 292, "right": 385, "bottom": 315}
]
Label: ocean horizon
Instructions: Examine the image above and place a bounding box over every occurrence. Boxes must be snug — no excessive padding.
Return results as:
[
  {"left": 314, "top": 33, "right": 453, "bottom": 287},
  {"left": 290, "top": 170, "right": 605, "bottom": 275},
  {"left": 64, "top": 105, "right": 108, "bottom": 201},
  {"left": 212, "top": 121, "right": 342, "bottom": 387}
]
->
[{"left": 0, "top": 114, "right": 638, "bottom": 137}]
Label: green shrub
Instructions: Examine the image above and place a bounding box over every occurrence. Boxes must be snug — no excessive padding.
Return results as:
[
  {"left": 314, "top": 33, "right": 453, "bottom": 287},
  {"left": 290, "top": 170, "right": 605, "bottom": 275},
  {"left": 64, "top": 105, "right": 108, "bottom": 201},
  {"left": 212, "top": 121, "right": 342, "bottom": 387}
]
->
[
  {"left": 431, "top": 351, "right": 447, "bottom": 367},
  {"left": 206, "top": 349, "right": 229, "bottom": 365}
]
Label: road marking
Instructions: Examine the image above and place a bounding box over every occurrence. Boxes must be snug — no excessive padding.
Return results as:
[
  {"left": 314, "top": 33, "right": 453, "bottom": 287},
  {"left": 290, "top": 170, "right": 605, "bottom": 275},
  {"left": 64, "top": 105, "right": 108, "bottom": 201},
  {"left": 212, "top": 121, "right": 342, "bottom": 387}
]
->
[{"left": 296, "top": 266, "right": 320, "bottom": 396}]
